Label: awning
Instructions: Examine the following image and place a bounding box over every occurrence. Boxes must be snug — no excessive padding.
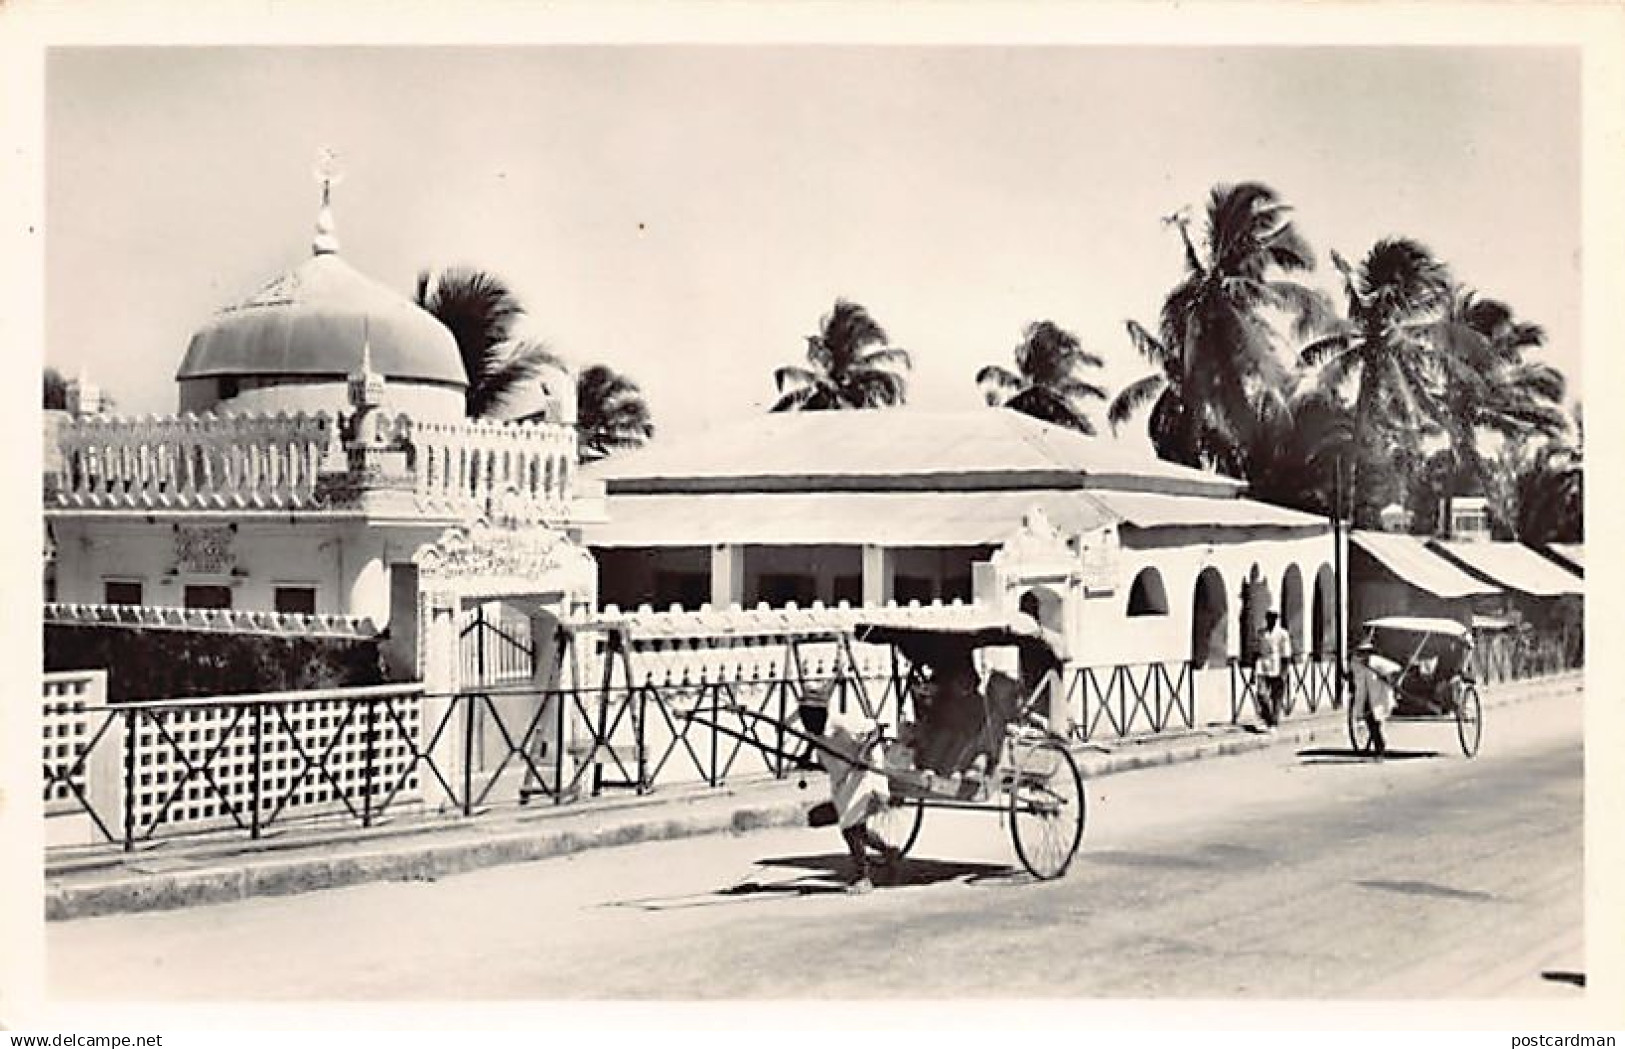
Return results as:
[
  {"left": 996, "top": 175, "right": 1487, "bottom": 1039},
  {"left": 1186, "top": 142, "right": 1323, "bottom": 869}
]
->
[
  {"left": 1351, "top": 532, "right": 1501, "bottom": 600},
  {"left": 1430, "top": 540, "right": 1584, "bottom": 598},
  {"left": 1101, "top": 491, "right": 1327, "bottom": 531},
  {"left": 584, "top": 489, "right": 1119, "bottom": 548}
]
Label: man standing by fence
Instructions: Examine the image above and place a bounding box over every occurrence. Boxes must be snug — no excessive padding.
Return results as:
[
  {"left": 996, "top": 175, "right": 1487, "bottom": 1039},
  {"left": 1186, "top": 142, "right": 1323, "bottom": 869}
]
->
[{"left": 1256, "top": 610, "right": 1292, "bottom": 733}]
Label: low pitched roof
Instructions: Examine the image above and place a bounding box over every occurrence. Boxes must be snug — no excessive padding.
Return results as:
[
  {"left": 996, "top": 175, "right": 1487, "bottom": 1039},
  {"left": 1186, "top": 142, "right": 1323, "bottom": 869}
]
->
[
  {"left": 1430, "top": 539, "right": 1584, "bottom": 598},
  {"left": 584, "top": 489, "right": 1118, "bottom": 548},
  {"left": 585, "top": 409, "right": 1246, "bottom": 498},
  {"left": 1351, "top": 532, "right": 1501, "bottom": 600}
]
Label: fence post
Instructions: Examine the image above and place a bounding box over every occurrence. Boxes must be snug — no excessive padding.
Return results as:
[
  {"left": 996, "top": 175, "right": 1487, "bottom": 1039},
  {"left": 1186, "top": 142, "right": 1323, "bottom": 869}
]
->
[
  {"left": 709, "top": 684, "right": 720, "bottom": 788},
  {"left": 362, "top": 697, "right": 378, "bottom": 829},
  {"left": 250, "top": 702, "right": 264, "bottom": 840},
  {"left": 774, "top": 682, "right": 786, "bottom": 779},
  {"left": 553, "top": 683, "right": 566, "bottom": 806},
  {"left": 121, "top": 709, "right": 137, "bottom": 853},
  {"left": 461, "top": 695, "right": 475, "bottom": 817}
]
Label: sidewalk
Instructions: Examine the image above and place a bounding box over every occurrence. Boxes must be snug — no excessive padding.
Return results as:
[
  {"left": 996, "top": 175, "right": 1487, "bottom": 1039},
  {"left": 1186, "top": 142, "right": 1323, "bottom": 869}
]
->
[{"left": 44, "top": 670, "right": 1581, "bottom": 921}]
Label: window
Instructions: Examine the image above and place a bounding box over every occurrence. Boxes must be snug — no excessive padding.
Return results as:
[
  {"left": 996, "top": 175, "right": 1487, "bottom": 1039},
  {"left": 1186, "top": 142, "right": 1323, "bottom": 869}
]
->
[
  {"left": 1127, "top": 568, "right": 1169, "bottom": 617},
  {"left": 104, "top": 580, "right": 144, "bottom": 606},
  {"left": 274, "top": 586, "right": 318, "bottom": 615},
  {"left": 833, "top": 575, "right": 863, "bottom": 606},
  {"left": 183, "top": 585, "right": 233, "bottom": 610},
  {"left": 758, "top": 573, "right": 815, "bottom": 607},
  {"left": 894, "top": 576, "right": 934, "bottom": 604},
  {"left": 653, "top": 572, "right": 709, "bottom": 611}
]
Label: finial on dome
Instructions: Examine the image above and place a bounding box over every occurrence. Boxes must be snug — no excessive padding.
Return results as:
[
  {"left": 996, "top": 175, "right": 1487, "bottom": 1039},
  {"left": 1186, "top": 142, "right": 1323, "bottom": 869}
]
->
[{"left": 312, "top": 147, "right": 345, "bottom": 255}]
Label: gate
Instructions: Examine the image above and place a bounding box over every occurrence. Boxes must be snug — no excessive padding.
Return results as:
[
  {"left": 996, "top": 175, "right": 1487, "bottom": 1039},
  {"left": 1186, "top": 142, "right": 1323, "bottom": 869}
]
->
[{"left": 460, "top": 604, "right": 535, "bottom": 688}]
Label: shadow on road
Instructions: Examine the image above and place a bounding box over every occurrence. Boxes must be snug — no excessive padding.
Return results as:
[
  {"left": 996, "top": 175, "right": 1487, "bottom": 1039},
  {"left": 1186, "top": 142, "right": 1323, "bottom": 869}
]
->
[
  {"left": 1296, "top": 747, "right": 1440, "bottom": 765},
  {"left": 602, "top": 852, "right": 1018, "bottom": 912},
  {"left": 755, "top": 851, "right": 1018, "bottom": 889}
]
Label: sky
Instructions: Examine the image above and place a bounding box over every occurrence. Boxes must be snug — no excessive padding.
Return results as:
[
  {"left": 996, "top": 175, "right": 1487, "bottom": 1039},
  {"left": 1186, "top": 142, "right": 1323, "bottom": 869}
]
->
[{"left": 44, "top": 45, "right": 1581, "bottom": 451}]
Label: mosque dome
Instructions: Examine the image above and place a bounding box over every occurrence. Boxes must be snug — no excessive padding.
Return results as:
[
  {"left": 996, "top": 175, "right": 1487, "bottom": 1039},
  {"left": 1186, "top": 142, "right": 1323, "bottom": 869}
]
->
[{"left": 175, "top": 202, "right": 467, "bottom": 394}]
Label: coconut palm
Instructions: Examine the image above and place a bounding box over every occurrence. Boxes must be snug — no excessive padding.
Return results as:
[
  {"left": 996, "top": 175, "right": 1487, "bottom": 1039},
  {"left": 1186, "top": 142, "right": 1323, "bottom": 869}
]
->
[
  {"left": 1299, "top": 238, "right": 1457, "bottom": 526},
  {"left": 1109, "top": 181, "right": 1331, "bottom": 471},
  {"left": 414, "top": 267, "right": 564, "bottom": 419},
  {"left": 577, "top": 363, "right": 654, "bottom": 463},
  {"left": 976, "top": 320, "right": 1107, "bottom": 434},
  {"left": 1430, "top": 289, "right": 1568, "bottom": 495},
  {"left": 771, "top": 298, "right": 912, "bottom": 411},
  {"left": 1235, "top": 380, "right": 1354, "bottom": 517}
]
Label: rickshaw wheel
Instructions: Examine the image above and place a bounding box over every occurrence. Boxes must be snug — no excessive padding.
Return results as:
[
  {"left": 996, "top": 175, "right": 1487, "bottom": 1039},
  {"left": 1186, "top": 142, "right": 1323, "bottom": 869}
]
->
[
  {"left": 1008, "top": 737, "right": 1085, "bottom": 880},
  {"left": 1347, "top": 695, "right": 1371, "bottom": 754},
  {"left": 869, "top": 796, "right": 924, "bottom": 858},
  {"left": 1456, "top": 683, "right": 1483, "bottom": 758}
]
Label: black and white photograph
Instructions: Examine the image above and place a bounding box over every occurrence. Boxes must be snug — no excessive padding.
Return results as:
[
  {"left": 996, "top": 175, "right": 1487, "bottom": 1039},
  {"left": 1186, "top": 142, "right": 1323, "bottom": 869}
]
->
[{"left": 4, "top": 1, "right": 1623, "bottom": 1037}]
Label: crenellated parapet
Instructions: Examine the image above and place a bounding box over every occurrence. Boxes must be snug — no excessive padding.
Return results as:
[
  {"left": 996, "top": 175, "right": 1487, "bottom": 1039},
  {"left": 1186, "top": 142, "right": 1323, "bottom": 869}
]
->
[
  {"left": 49, "top": 411, "right": 341, "bottom": 511},
  {"left": 405, "top": 415, "right": 577, "bottom": 519},
  {"left": 43, "top": 600, "right": 379, "bottom": 638},
  {"left": 45, "top": 409, "right": 581, "bottom": 521},
  {"left": 573, "top": 596, "right": 994, "bottom": 641}
]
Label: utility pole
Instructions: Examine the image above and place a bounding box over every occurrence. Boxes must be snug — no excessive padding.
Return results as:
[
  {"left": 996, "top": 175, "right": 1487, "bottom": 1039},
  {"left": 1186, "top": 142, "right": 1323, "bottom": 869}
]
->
[{"left": 1332, "top": 454, "right": 1347, "bottom": 709}]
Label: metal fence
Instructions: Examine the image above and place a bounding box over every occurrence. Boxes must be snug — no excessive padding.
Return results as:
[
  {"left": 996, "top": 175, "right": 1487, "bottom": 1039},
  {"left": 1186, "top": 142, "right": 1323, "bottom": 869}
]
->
[{"left": 1227, "top": 656, "right": 1341, "bottom": 724}]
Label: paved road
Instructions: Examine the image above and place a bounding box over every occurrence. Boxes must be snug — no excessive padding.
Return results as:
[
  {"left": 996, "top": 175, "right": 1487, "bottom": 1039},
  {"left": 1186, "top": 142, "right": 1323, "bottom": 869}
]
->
[{"left": 50, "top": 688, "right": 1584, "bottom": 1000}]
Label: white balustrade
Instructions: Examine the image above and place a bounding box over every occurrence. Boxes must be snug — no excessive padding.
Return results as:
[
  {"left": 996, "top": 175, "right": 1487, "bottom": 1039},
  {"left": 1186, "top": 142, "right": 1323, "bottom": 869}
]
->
[
  {"left": 51, "top": 412, "right": 339, "bottom": 510},
  {"left": 44, "top": 601, "right": 378, "bottom": 638},
  {"left": 47, "top": 410, "right": 579, "bottom": 520},
  {"left": 404, "top": 415, "right": 577, "bottom": 517}
]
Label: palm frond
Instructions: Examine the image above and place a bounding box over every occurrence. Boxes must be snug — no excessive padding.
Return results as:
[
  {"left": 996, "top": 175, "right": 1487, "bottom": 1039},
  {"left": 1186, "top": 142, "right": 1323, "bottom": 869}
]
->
[{"left": 1107, "top": 373, "right": 1165, "bottom": 431}]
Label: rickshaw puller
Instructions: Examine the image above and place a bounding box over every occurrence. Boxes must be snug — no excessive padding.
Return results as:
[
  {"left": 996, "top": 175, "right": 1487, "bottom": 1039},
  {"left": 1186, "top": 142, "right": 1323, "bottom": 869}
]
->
[{"left": 797, "top": 691, "right": 900, "bottom": 894}]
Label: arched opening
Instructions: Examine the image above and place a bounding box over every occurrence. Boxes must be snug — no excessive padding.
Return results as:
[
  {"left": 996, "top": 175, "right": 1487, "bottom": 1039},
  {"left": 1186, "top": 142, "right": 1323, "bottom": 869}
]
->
[
  {"left": 1239, "top": 564, "right": 1270, "bottom": 665},
  {"left": 1126, "top": 567, "right": 1169, "bottom": 617},
  {"left": 1280, "top": 564, "right": 1306, "bottom": 654},
  {"left": 1311, "top": 563, "right": 1335, "bottom": 657},
  {"left": 1190, "top": 567, "right": 1229, "bottom": 668},
  {"left": 1018, "top": 586, "right": 1064, "bottom": 636}
]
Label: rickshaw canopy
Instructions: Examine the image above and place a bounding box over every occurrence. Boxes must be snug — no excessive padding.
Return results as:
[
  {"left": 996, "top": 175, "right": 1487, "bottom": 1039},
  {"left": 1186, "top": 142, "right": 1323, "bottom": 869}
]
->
[
  {"left": 853, "top": 618, "right": 1064, "bottom": 665},
  {"left": 1359, "top": 616, "right": 1473, "bottom": 642}
]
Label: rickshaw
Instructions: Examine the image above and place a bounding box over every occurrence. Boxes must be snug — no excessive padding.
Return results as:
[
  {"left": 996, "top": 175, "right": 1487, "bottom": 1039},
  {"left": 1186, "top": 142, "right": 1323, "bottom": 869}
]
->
[
  {"left": 690, "top": 617, "right": 1087, "bottom": 880},
  {"left": 1348, "top": 616, "right": 1483, "bottom": 758}
]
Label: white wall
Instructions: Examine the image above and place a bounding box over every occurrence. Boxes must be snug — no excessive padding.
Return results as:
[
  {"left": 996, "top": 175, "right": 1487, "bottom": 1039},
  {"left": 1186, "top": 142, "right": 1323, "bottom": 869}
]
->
[
  {"left": 48, "top": 517, "right": 416, "bottom": 623},
  {"left": 1071, "top": 529, "right": 1336, "bottom": 669}
]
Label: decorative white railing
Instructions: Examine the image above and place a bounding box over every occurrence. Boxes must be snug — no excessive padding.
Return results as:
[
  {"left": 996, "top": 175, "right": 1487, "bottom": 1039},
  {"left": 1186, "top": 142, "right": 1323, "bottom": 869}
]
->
[
  {"left": 404, "top": 416, "right": 576, "bottom": 517},
  {"left": 49, "top": 412, "right": 340, "bottom": 510},
  {"left": 44, "top": 601, "right": 379, "bottom": 638},
  {"left": 46, "top": 411, "right": 579, "bottom": 518}
]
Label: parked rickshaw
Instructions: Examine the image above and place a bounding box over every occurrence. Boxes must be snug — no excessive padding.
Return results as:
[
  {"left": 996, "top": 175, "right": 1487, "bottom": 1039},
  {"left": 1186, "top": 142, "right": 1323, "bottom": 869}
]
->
[
  {"left": 692, "top": 617, "right": 1087, "bottom": 879},
  {"left": 1348, "top": 616, "right": 1482, "bottom": 758}
]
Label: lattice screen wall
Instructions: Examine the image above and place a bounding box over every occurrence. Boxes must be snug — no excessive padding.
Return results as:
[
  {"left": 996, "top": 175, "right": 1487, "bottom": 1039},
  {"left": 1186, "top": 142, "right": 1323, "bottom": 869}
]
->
[
  {"left": 42, "top": 671, "right": 103, "bottom": 814},
  {"left": 126, "top": 697, "right": 423, "bottom": 835}
]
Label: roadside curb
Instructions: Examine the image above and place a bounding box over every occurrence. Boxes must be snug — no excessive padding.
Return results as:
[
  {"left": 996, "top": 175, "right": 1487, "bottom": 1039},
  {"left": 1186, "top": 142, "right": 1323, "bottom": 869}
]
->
[{"left": 44, "top": 672, "right": 1580, "bottom": 921}]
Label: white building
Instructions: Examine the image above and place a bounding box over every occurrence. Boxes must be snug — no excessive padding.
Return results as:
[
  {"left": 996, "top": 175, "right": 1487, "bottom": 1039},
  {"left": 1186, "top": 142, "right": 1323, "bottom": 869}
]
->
[
  {"left": 43, "top": 193, "right": 597, "bottom": 682},
  {"left": 583, "top": 409, "right": 1341, "bottom": 675}
]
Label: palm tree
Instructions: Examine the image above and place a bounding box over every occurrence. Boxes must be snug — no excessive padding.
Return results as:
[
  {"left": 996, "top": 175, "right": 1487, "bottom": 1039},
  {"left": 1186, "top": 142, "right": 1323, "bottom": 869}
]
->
[
  {"left": 1430, "top": 289, "right": 1568, "bottom": 496},
  {"left": 414, "top": 267, "right": 564, "bottom": 419},
  {"left": 1235, "top": 380, "right": 1353, "bottom": 517},
  {"left": 1299, "top": 238, "right": 1457, "bottom": 527},
  {"left": 771, "top": 298, "right": 911, "bottom": 411},
  {"left": 1108, "top": 181, "right": 1330, "bottom": 472},
  {"left": 576, "top": 363, "right": 654, "bottom": 463},
  {"left": 976, "top": 321, "right": 1106, "bottom": 434}
]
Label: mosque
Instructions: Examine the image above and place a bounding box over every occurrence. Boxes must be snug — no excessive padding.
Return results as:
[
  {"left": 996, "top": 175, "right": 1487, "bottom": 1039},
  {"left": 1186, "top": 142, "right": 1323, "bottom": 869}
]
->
[{"left": 43, "top": 184, "right": 598, "bottom": 682}]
